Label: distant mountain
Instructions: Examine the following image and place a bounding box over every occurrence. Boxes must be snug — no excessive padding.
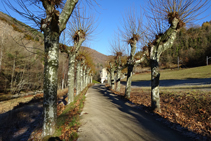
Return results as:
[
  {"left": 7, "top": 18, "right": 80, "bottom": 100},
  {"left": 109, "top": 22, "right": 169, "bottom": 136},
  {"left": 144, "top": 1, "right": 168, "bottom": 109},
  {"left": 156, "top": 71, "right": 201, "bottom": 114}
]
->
[{"left": 80, "top": 46, "right": 109, "bottom": 66}]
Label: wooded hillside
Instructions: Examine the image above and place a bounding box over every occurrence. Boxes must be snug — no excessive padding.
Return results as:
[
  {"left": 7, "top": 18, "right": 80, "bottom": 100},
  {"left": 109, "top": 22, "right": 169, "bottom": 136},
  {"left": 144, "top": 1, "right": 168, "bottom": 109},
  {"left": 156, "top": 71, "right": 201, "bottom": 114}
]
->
[
  {"left": 0, "top": 12, "right": 108, "bottom": 94},
  {"left": 160, "top": 21, "right": 211, "bottom": 68}
]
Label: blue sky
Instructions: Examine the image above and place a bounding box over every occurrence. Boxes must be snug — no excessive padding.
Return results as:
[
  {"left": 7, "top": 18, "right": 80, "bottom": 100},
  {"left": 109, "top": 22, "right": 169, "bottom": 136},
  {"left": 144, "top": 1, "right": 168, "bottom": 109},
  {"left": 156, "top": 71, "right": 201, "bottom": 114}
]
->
[{"left": 0, "top": 0, "right": 211, "bottom": 56}]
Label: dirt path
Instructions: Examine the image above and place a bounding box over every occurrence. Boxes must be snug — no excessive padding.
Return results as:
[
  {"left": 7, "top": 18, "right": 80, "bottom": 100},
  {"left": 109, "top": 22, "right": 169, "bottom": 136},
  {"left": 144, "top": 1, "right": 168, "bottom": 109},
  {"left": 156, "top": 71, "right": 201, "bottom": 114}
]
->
[{"left": 78, "top": 84, "right": 192, "bottom": 141}]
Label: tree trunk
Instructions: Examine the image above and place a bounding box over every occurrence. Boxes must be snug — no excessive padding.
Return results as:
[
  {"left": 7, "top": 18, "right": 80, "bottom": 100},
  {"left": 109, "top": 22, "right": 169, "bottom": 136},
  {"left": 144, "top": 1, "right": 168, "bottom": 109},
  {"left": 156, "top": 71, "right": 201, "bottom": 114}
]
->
[
  {"left": 85, "top": 70, "right": 87, "bottom": 87},
  {"left": 125, "top": 64, "right": 133, "bottom": 98},
  {"left": 10, "top": 58, "right": 16, "bottom": 93},
  {"left": 107, "top": 73, "right": 110, "bottom": 86},
  {"left": 39, "top": 0, "right": 79, "bottom": 138},
  {"left": 116, "top": 68, "right": 121, "bottom": 92},
  {"left": 110, "top": 69, "right": 115, "bottom": 90},
  {"left": 149, "top": 18, "right": 178, "bottom": 113},
  {"left": 85, "top": 69, "right": 90, "bottom": 87},
  {"left": 42, "top": 30, "right": 59, "bottom": 137},
  {"left": 150, "top": 59, "right": 161, "bottom": 112},
  {"left": 86, "top": 70, "right": 90, "bottom": 86},
  {"left": 83, "top": 68, "right": 85, "bottom": 87},
  {"left": 116, "top": 55, "right": 122, "bottom": 92},
  {"left": 86, "top": 72, "right": 89, "bottom": 86},
  {"left": 67, "top": 54, "right": 76, "bottom": 104},
  {"left": 124, "top": 41, "right": 137, "bottom": 98},
  {"left": 80, "top": 65, "right": 83, "bottom": 92},
  {"left": 76, "top": 61, "right": 81, "bottom": 95}
]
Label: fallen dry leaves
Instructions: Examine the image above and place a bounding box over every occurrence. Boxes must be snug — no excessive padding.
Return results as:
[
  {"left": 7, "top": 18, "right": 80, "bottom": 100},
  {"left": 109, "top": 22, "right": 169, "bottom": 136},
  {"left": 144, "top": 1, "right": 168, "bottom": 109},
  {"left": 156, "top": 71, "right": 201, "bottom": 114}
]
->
[{"left": 109, "top": 85, "right": 211, "bottom": 139}]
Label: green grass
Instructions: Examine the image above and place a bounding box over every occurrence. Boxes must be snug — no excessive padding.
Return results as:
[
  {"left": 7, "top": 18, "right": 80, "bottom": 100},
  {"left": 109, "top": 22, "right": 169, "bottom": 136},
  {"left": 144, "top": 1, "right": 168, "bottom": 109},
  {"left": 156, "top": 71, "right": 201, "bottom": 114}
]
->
[
  {"left": 52, "top": 86, "right": 89, "bottom": 140},
  {"left": 131, "top": 65, "right": 211, "bottom": 81},
  {"left": 92, "top": 80, "right": 100, "bottom": 83}
]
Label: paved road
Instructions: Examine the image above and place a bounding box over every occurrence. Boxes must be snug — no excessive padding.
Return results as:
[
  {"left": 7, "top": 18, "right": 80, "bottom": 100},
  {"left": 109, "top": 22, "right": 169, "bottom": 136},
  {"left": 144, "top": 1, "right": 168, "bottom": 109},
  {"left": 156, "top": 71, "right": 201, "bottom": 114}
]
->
[
  {"left": 121, "top": 78, "right": 211, "bottom": 87},
  {"left": 77, "top": 84, "right": 192, "bottom": 141}
]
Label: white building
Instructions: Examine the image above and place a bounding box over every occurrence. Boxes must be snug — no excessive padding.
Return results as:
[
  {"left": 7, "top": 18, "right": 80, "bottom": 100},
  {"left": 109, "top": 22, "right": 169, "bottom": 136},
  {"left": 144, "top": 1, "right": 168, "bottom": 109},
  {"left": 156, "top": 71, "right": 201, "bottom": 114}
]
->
[{"left": 100, "top": 68, "right": 107, "bottom": 83}]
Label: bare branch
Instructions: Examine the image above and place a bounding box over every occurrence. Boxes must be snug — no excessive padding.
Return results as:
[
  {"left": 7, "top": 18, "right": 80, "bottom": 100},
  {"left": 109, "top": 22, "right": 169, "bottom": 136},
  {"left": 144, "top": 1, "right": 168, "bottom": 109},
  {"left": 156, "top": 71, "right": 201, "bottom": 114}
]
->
[
  {"left": 67, "top": 5, "right": 97, "bottom": 42},
  {"left": 146, "top": 0, "right": 210, "bottom": 28},
  {"left": 109, "top": 31, "right": 126, "bottom": 56},
  {"left": 119, "top": 8, "right": 145, "bottom": 44},
  {"left": 59, "top": 0, "right": 79, "bottom": 33}
]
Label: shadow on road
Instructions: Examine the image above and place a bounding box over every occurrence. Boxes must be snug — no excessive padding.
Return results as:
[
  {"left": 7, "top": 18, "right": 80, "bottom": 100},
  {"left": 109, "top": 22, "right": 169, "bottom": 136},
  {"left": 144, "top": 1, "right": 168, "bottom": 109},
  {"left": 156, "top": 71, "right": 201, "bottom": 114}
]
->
[
  {"left": 91, "top": 84, "right": 208, "bottom": 141},
  {"left": 121, "top": 78, "right": 211, "bottom": 87}
]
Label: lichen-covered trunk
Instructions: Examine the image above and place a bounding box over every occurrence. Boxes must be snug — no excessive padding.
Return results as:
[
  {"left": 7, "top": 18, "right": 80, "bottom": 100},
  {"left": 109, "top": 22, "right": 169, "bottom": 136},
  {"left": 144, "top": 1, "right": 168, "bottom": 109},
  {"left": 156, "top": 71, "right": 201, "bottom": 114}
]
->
[
  {"left": 85, "top": 69, "right": 90, "bottom": 87},
  {"left": 116, "top": 56, "right": 122, "bottom": 92},
  {"left": 83, "top": 66, "right": 86, "bottom": 89},
  {"left": 67, "top": 54, "right": 76, "bottom": 104},
  {"left": 107, "top": 73, "right": 110, "bottom": 86},
  {"left": 85, "top": 70, "right": 88, "bottom": 87},
  {"left": 43, "top": 31, "right": 59, "bottom": 137},
  {"left": 125, "top": 64, "right": 133, "bottom": 99},
  {"left": 76, "top": 61, "right": 81, "bottom": 95},
  {"left": 116, "top": 68, "right": 121, "bottom": 92},
  {"left": 88, "top": 75, "right": 90, "bottom": 84},
  {"left": 86, "top": 74, "right": 88, "bottom": 86},
  {"left": 150, "top": 19, "right": 178, "bottom": 113},
  {"left": 125, "top": 41, "right": 136, "bottom": 98},
  {"left": 110, "top": 69, "right": 115, "bottom": 90},
  {"left": 151, "top": 59, "right": 161, "bottom": 112},
  {"left": 80, "top": 66, "right": 83, "bottom": 92}
]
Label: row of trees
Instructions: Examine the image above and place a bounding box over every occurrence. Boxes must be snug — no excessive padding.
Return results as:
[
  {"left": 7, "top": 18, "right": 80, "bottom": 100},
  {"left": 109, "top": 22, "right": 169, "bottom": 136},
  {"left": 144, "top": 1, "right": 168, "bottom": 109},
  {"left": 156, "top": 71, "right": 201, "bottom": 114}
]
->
[
  {"left": 2, "top": 0, "right": 97, "bottom": 138},
  {"left": 107, "top": 0, "right": 209, "bottom": 113},
  {"left": 0, "top": 11, "right": 95, "bottom": 94}
]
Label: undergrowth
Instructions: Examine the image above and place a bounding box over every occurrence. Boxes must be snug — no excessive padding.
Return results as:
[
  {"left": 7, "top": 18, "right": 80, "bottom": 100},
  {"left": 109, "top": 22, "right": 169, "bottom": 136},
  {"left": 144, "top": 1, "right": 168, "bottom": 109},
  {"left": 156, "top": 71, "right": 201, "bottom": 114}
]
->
[{"left": 28, "top": 84, "right": 92, "bottom": 141}]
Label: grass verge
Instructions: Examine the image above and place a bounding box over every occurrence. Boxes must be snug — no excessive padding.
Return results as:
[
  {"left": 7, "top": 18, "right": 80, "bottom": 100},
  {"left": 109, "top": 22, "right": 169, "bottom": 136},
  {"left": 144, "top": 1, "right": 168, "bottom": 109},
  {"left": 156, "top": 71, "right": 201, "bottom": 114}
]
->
[
  {"left": 28, "top": 84, "right": 92, "bottom": 141},
  {"left": 92, "top": 80, "right": 100, "bottom": 83},
  {"left": 126, "top": 65, "right": 211, "bottom": 81}
]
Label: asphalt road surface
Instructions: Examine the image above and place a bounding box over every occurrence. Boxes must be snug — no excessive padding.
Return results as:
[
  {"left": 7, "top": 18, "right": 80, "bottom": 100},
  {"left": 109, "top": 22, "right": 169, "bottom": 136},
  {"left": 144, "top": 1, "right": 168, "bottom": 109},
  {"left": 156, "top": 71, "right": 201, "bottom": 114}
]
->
[
  {"left": 77, "top": 84, "right": 193, "bottom": 141},
  {"left": 121, "top": 78, "right": 211, "bottom": 87}
]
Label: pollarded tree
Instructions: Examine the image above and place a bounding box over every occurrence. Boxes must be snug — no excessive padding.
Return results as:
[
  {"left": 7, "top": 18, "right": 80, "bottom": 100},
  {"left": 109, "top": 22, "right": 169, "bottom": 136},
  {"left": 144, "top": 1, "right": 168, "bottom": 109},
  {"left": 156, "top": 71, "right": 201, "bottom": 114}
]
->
[
  {"left": 119, "top": 8, "right": 146, "bottom": 98},
  {"left": 59, "top": 6, "right": 96, "bottom": 104},
  {"left": 146, "top": 0, "right": 209, "bottom": 112},
  {"left": 76, "top": 50, "right": 94, "bottom": 93},
  {"left": 107, "top": 69, "right": 111, "bottom": 86},
  {"left": 115, "top": 52, "right": 122, "bottom": 92},
  {"left": 1, "top": 0, "right": 89, "bottom": 137},
  {"left": 109, "top": 33, "right": 126, "bottom": 92},
  {"left": 109, "top": 61, "right": 116, "bottom": 89},
  {"left": 76, "top": 58, "right": 82, "bottom": 95},
  {"left": 105, "top": 56, "right": 116, "bottom": 89}
]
